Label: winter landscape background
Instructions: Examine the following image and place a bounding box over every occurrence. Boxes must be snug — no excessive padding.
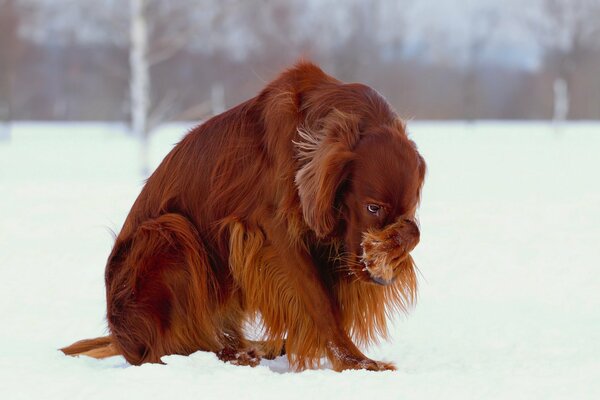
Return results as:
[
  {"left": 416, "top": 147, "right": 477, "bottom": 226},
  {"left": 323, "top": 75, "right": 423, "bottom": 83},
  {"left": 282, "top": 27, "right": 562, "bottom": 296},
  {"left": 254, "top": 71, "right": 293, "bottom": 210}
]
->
[
  {"left": 2, "top": 0, "right": 600, "bottom": 127},
  {"left": 1, "top": 122, "right": 599, "bottom": 399},
  {"left": 1, "top": 0, "right": 599, "bottom": 399}
]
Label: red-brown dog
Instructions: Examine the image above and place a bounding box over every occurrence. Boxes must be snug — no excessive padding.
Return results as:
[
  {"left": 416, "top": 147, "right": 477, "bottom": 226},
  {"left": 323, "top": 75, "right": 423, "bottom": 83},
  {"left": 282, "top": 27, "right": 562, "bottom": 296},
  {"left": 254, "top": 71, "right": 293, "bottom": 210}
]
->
[{"left": 62, "top": 62, "right": 426, "bottom": 371}]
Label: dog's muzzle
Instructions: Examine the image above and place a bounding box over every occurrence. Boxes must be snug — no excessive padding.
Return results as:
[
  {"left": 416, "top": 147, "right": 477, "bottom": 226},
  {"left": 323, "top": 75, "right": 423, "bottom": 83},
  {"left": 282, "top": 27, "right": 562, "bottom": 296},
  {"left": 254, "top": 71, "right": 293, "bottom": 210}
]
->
[{"left": 361, "top": 218, "right": 420, "bottom": 286}]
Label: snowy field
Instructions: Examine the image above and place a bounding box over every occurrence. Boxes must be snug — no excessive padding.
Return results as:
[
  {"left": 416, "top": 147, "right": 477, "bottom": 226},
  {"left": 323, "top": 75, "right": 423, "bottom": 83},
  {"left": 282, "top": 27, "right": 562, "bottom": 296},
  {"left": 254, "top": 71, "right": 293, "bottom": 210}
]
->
[{"left": 1, "top": 121, "right": 599, "bottom": 399}]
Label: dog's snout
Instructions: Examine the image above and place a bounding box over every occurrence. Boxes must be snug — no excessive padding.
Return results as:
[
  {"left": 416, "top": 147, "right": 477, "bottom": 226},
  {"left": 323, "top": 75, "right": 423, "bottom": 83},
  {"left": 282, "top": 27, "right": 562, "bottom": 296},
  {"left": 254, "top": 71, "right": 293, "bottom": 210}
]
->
[
  {"left": 403, "top": 218, "right": 420, "bottom": 237},
  {"left": 394, "top": 218, "right": 420, "bottom": 251}
]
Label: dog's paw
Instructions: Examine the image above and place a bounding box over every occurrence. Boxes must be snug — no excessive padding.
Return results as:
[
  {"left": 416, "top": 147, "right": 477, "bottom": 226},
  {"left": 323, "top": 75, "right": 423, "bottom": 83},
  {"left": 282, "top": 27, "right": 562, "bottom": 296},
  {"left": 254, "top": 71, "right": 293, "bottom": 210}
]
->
[
  {"left": 332, "top": 354, "right": 396, "bottom": 372},
  {"left": 360, "top": 359, "right": 396, "bottom": 371},
  {"left": 216, "top": 347, "right": 261, "bottom": 367}
]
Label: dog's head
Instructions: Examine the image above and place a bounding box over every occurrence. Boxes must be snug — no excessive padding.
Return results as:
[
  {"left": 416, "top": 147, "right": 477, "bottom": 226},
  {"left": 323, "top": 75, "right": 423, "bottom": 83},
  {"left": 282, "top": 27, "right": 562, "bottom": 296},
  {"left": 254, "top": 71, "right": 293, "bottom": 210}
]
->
[
  {"left": 295, "top": 85, "right": 425, "bottom": 285},
  {"left": 344, "top": 128, "right": 425, "bottom": 285}
]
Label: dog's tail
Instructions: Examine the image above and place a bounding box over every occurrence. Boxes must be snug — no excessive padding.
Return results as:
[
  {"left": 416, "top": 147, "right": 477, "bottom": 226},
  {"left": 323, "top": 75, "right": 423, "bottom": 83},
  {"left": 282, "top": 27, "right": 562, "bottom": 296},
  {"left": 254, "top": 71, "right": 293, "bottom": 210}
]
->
[{"left": 60, "top": 336, "right": 120, "bottom": 359}]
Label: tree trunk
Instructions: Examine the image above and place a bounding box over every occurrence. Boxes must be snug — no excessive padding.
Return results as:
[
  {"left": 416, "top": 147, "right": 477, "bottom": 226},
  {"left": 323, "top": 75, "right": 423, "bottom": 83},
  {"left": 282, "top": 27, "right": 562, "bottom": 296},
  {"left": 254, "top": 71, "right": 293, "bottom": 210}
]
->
[
  {"left": 130, "top": 0, "right": 150, "bottom": 176},
  {"left": 0, "top": 0, "right": 18, "bottom": 142},
  {"left": 210, "top": 82, "right": 225, "bottom": 116},
  {"left": 553, "top": 77, "right": 569, "bottom": 134}
]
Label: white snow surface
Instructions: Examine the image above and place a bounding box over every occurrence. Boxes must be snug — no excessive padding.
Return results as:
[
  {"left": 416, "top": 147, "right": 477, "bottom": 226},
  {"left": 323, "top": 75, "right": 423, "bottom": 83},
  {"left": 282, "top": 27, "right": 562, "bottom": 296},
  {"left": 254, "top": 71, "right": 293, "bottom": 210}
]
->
[{"left": 1, "top": 121, "right": 599, "bottom": 399}]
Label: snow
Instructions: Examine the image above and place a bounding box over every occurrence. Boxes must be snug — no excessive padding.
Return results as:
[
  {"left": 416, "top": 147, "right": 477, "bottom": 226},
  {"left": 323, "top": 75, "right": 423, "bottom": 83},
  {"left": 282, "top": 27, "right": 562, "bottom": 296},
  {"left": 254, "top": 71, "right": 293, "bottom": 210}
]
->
[{"left": 1, "top": 121, "right": 599, "bottom": 399}]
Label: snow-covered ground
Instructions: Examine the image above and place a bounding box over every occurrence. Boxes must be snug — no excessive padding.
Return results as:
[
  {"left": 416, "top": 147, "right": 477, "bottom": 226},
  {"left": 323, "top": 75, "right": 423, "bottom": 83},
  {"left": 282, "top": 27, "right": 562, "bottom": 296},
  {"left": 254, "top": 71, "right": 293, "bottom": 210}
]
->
[{"left": 1, "top": 121, "right": 598, "bottom": 399}]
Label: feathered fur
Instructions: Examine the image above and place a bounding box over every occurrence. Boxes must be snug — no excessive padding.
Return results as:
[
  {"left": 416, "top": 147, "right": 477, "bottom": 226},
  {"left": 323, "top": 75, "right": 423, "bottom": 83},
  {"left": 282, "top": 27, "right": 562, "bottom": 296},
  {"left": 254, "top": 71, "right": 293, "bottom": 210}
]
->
[{"left": 61, "top": 61, "right": 426, "bottom": 371}]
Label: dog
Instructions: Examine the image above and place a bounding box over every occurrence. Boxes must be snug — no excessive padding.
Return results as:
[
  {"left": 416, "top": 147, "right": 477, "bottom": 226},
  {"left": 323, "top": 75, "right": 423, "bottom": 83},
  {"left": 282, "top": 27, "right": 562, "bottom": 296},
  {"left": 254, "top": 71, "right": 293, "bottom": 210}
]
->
[{"left": 61, "top": 61, "right": 426, "bottom": 371}]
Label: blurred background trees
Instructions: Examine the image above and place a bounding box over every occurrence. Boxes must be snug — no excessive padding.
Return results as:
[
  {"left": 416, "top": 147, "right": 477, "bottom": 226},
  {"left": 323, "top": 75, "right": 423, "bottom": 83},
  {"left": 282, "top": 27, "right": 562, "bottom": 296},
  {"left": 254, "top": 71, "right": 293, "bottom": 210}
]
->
[
  {"left": 531, "top": 0, "right": 600, "bottom": 121},
  {"left": 0, "top": 0, "right": 23, "bottom": 139},
  {"left": 1, "top": 0, "right": 599, "bottom": 127}
]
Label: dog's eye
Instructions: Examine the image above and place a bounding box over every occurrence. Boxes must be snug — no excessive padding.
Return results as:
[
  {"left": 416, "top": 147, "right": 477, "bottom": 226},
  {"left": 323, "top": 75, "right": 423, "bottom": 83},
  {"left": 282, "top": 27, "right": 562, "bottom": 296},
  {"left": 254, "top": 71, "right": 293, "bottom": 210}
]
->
[{"left": 366, "top": 204, "right": 381, "bottom": 215}]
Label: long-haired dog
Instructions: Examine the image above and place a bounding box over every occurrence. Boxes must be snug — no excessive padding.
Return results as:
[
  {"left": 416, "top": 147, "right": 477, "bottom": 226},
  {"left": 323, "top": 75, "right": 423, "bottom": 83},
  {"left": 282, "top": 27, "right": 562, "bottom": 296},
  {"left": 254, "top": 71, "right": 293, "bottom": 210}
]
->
[{"left": 61, "top": 62, "right": 426, "bottom": 371}]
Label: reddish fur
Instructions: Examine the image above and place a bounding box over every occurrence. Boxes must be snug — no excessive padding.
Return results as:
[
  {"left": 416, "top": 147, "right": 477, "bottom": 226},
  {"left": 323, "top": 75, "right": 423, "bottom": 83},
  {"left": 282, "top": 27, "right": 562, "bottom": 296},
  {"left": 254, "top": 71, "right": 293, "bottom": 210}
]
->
[
  {"left": 60, "top": 336, "right": 118, "bottom": 359},
  {"left": 61, "top": 62, "right": 426, "bottom": 371}
]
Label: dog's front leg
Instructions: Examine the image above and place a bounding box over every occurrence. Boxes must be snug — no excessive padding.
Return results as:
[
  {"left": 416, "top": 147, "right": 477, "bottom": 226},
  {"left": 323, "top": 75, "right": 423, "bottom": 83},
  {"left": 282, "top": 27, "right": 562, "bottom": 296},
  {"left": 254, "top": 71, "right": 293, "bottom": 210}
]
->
[{"left": 260, "top": 223, "right": 395, "bottom": 371}]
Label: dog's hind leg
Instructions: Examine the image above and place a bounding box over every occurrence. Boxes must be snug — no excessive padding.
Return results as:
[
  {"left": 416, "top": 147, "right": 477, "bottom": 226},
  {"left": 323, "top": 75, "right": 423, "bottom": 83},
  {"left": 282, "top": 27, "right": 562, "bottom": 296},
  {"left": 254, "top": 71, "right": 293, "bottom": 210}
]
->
[{"left": 105, "top": 213, "right": 224, "bottom": 365}]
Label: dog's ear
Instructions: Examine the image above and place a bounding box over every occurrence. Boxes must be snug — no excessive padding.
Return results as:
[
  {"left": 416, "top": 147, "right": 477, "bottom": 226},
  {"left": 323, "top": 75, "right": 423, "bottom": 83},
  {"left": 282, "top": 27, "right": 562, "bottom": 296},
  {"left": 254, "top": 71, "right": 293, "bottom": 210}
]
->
[{"left": 295, "top": 110, "right": 360, "bottom": 238}]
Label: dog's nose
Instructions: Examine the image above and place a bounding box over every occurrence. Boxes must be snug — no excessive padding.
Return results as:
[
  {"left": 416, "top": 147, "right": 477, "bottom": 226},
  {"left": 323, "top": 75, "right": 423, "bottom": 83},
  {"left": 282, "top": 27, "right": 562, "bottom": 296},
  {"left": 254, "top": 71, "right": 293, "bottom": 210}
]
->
[
  {"left": 403, "top": 218, "right": 420, "bottom": 237},
  {"left": 395, "top": 219, "right": 420, "bottom": 251}
]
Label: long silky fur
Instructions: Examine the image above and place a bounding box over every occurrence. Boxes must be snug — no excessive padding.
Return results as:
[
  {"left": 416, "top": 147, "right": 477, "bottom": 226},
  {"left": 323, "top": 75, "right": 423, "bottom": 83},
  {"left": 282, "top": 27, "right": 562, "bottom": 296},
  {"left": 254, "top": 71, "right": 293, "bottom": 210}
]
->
[
  {"left": 335, "top": 256, "right": 417, "bottom": 347},
  {"left": 228, "top": 220, "right": 328, "bottom": 370},
  {"left": 292, "top": 107, "right": 419, "bottom": 349},
  {"left": 60, "top": 61, "right": 426, "bottom": 372}
]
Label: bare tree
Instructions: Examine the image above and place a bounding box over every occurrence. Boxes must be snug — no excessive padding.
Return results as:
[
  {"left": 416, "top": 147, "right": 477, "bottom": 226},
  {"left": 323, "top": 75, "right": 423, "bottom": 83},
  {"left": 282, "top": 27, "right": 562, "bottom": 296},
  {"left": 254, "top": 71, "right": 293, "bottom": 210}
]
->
[
  {"left": 0, "top": 0, "right": 21, "bottom": 141},
  {"left": 129, "top": 0, "right": 203, "bottom": 176},
  {"left": 321, "top": 0, "right": 412, "bottom": 81},
  {"left": 527, "top": 0, "right": 600, "bottom": 120},
  {"left": 130, "top": 0, "right": 150, "bottom": 175},
  {"left": 130, "top": 0, "right": 246, "bottom": 176}
]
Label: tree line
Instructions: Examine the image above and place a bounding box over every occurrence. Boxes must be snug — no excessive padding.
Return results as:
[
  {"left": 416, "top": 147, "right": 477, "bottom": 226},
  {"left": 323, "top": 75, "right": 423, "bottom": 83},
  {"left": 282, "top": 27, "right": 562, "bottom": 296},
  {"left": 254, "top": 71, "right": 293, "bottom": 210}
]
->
[{"left": 1, "top": 0, "right": 599, "bottom": 126}]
